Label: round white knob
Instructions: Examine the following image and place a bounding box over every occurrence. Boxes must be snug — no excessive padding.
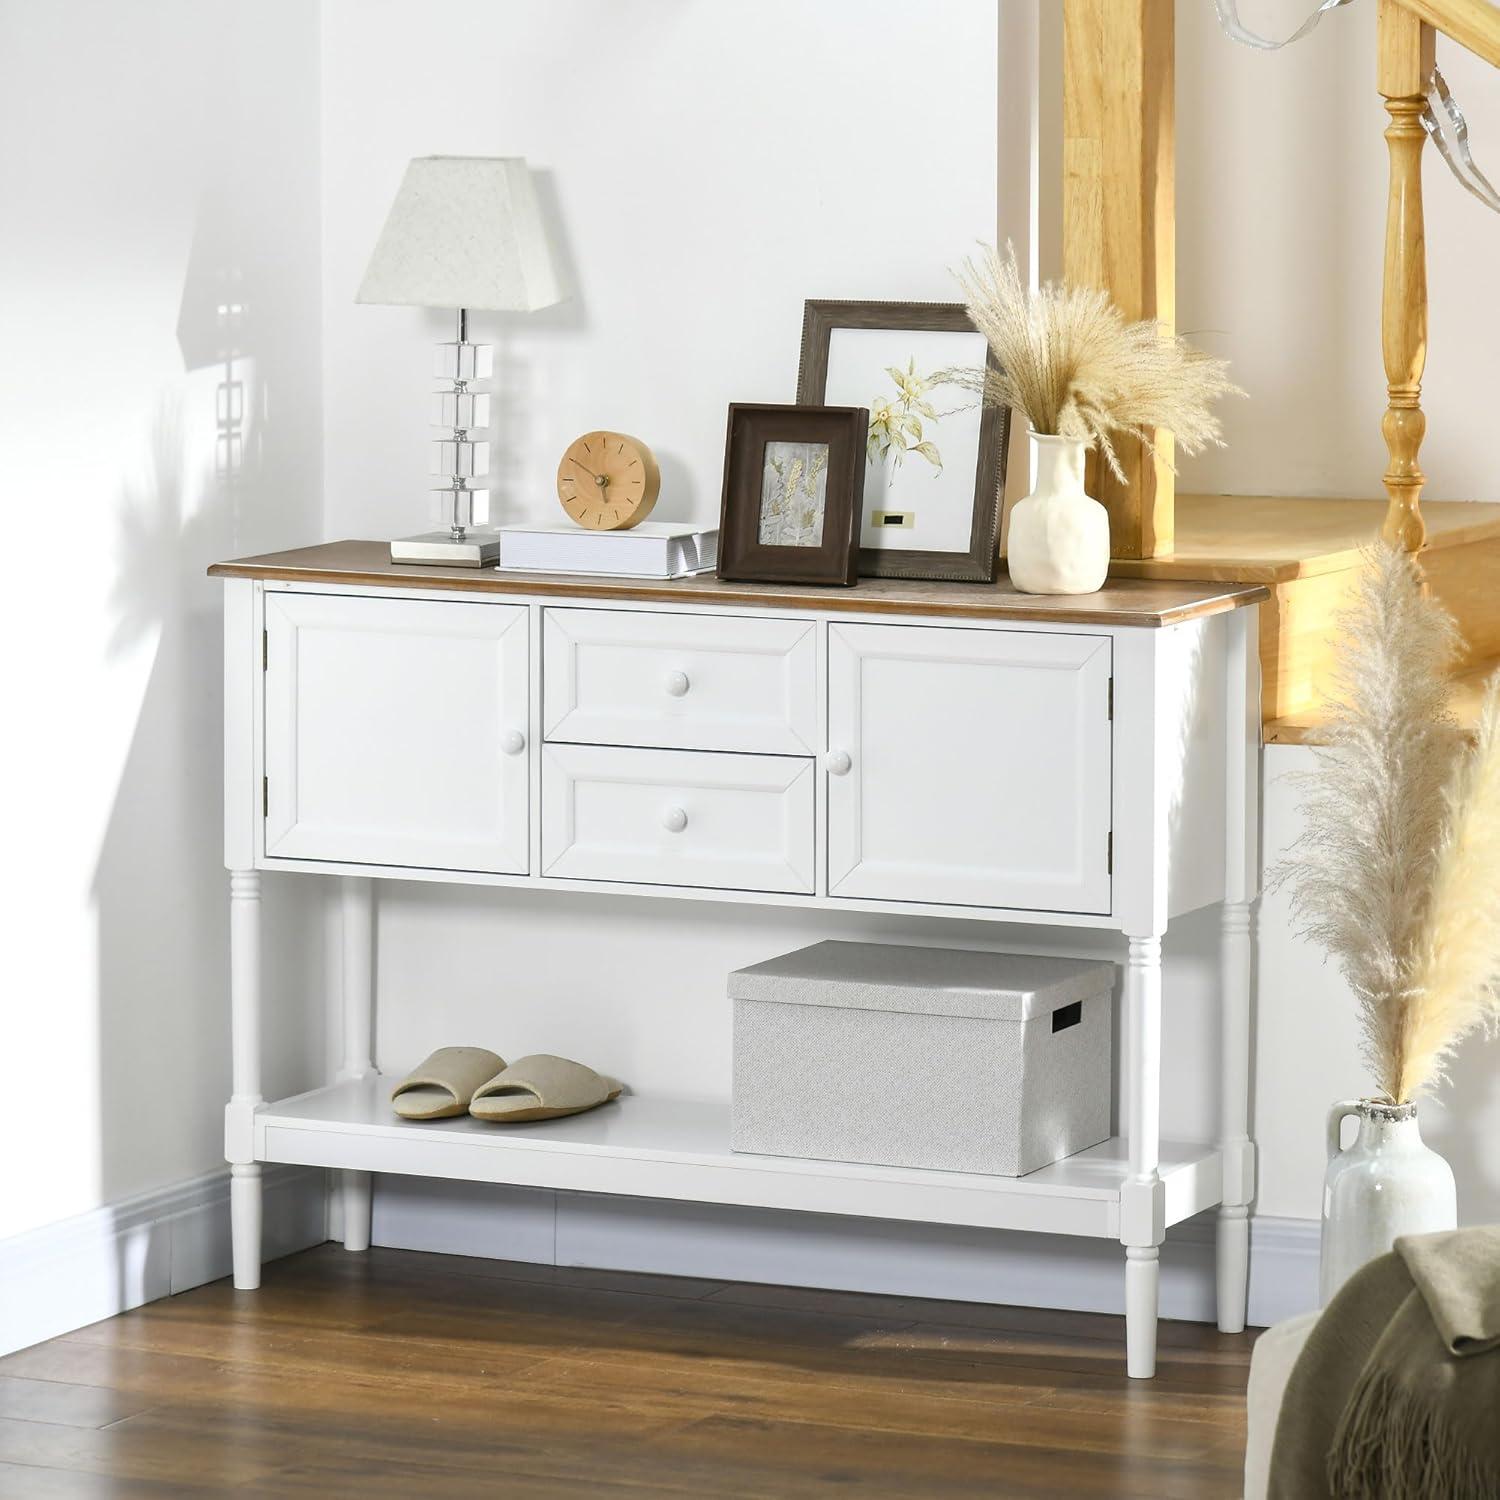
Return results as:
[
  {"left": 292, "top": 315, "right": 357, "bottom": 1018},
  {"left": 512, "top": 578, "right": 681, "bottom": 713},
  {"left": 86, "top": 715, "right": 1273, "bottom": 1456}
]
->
[
  {"left": 827, "top": 749, "right": 852, "bottom": 776},
  {"left": 664, "top": 670, "right": 691, "bottom": 698},
  {"left": 661, "top": 806, "right": 689, "bottom": 833},
  {"left": 501, "top": 729, "right": 526, "bottom": 756}
]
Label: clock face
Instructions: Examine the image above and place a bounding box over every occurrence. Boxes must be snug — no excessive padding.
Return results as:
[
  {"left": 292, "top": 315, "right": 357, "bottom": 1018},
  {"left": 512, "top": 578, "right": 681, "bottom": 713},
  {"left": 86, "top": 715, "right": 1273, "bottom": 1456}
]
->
[{"left": 556, "top": 431, "right": 661, "bottom": 531}]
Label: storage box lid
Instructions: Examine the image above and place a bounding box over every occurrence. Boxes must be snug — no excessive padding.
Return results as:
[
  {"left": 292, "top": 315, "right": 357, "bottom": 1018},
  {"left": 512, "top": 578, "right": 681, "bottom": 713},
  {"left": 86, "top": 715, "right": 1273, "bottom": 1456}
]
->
[{"left": 728, "top": 940, "right": 1115, "bottom": 1022}]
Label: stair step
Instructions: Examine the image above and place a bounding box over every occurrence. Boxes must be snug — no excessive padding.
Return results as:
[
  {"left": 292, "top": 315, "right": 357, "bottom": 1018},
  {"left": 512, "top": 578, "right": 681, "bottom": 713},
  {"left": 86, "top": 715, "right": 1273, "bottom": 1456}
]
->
[
  {"left": 1266, "top": 657, "right": 1500, "bottom": 746},
  {"left": 1108, "top": 494, "right": 1500, "bottom": 581},
  {"left": 1105, "top": 495, "right": 1500, "bottom": 731}
]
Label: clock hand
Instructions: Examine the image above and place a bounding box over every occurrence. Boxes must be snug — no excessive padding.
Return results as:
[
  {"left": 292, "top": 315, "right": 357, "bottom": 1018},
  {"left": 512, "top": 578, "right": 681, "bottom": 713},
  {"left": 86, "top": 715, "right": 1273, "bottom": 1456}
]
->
[{"left": 568, "top": 456, "right": 605, "bottom": 483}]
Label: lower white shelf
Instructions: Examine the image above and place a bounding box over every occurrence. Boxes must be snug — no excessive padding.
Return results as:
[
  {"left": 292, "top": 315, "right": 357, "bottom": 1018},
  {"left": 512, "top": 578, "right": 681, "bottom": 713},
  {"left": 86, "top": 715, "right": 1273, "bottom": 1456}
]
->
[{"left": 255, "top": 1078, "right": 1222, "bottom": 1242}]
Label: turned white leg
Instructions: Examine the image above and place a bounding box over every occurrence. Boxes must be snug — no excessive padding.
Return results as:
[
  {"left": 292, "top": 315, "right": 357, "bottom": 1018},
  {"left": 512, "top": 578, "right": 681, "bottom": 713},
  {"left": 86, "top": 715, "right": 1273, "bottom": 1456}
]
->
[
  {"left": 230, "top": 1162, "right": 263, "bottom": 1286},
  {"left": 1217, "top": 606, "right": 1261, "bottom": 1335},
  {"left": 1122, "top": 932, "right": 1165, "bottom": 1379},
  {"left": 1217, "top": 899, "right": 1256, "bottom": 1333},
  {"left": 226, "top": 870, "right": 264, "bottom": 1290},
  {"left": 336, "top": 876, "right": 376, "bottom": 1253}
]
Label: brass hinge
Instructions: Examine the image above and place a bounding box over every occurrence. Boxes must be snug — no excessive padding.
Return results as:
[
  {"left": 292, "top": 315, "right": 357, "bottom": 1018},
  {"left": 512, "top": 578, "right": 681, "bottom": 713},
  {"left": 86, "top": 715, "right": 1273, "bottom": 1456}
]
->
[
  {"left": 262, "top": 629, "right": 269, "bottom": 670},
  {"left": 263, "top": 776, "right": 269, "bottom": 817},
  {"left": 1107, "top": 831, "right": 1113, "bottom": 873}
]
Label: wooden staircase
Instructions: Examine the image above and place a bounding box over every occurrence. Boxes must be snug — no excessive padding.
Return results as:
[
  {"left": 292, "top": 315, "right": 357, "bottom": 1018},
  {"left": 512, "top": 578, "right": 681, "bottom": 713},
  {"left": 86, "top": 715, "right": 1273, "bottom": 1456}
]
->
[
  {"left": 1110, "top": 495, "right": 1500, "bottom": 742},
  {"left": 1063, "top": 1, "right": 1500, "bottom": 743}
]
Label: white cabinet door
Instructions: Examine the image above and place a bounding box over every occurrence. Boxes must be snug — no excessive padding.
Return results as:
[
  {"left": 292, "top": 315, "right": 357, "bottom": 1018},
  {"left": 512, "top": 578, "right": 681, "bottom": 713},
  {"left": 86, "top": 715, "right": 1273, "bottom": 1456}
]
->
[
  {"left": 264, "top": 592, "right": 529, "bottom": 873},
  {"left": 542, "top": 744, "right": 814, "bottom": 893},
  {"left": 543, "top": 608, "right": 817, "bottom": 754},
  {"left": 827, "top": 623, "right": 1112, "bottom": 913}
]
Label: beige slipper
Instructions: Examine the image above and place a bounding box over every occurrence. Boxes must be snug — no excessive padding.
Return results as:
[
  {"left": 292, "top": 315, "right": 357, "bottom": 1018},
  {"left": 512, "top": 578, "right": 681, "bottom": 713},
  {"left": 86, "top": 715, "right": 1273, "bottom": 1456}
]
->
[
  {"left": 391, "top": 1047, "right": 507, "bottom": 1120},
  {"left": 469, "top": 1055, "right": 623, "bottom": 1124}
]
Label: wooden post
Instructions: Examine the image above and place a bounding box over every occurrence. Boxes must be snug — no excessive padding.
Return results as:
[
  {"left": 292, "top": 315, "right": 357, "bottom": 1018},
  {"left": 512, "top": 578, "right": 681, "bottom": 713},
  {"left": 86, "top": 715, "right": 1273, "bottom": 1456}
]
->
[
  {"left": 1378, "top": 0, "right": 1435, "bottom": 552},
  {"left": 1062, "top": 0, "right": 1176, "bottom": 560}
]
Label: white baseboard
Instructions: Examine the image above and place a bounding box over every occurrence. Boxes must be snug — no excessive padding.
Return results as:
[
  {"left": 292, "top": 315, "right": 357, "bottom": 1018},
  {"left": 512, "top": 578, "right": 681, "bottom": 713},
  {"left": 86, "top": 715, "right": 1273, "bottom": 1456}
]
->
[
  {"left": 372, "top": 1177, "right": 1321, "bottom": 1328},
  {"left": 1246, "top": 1212, "right": 1322, "bottom": 1326},
  {"left": 0, "top": 1165, "right": 328, "bottom": 1357},
  {"left": 0, "top": 1167, "right": 1318, "bottom": 1358}
]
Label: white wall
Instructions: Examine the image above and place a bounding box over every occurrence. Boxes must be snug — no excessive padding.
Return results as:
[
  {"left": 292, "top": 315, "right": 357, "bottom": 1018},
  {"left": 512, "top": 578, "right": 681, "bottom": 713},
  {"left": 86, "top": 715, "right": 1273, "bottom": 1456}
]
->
[
  {"left": 321, "top": 0, "right": 1009, "bottom": 540},
  {"left": 0, "top": 0, "right": 327, "bottom": 1241}
]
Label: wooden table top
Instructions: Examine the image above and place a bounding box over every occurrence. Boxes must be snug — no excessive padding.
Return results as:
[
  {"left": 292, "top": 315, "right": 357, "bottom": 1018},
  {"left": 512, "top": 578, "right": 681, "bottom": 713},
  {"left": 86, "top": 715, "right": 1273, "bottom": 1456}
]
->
[{"left": 209, "top": 540, "right": 1269, "bottom": 629}]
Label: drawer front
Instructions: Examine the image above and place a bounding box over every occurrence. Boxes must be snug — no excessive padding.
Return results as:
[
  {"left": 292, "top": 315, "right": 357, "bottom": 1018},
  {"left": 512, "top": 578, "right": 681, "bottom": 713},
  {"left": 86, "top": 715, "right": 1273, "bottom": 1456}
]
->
[
  {"left": 542, "top": 744, "right": 815, "bottom": 893},
  {"left": 543, "top": 608, "right": 817, "bottom": 754}
]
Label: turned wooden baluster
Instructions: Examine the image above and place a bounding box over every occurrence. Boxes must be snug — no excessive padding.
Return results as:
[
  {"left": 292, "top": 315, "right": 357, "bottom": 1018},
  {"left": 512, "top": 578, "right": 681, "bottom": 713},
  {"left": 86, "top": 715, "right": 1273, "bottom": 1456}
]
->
[{"left": 1378, "top": 0, "right": 1436, "bottom": 553}]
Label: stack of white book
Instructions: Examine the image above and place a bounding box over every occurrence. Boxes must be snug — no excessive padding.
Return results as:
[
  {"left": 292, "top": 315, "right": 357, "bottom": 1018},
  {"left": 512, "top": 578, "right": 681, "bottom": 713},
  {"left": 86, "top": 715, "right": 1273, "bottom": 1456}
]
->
[{"left": 496, "top": 521, "right": 717, "bottom": 579}]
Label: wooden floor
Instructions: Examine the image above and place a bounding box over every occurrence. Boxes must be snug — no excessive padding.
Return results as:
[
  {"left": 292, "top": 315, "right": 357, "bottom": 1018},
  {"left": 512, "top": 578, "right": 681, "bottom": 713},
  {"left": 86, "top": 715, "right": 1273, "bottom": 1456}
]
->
[{"left": 0, "top": 1245, "right": 1257, "bottom": 1498}]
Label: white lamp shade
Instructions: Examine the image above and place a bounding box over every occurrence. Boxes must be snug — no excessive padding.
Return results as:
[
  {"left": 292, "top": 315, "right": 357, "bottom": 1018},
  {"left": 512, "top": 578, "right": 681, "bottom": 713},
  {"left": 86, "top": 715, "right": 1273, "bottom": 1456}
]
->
[{"left": 356, "top": 156, "right": 563, "bottom": 312}]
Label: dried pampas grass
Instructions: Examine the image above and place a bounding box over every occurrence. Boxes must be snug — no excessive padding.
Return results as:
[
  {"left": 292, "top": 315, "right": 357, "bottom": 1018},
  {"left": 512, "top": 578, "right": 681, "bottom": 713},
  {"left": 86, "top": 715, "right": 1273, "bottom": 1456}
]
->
[
  {"left": 941, "top": 243, "right": 1241, "bottom": 479},
  {"left": 1277, "top": 543, "right": 1500, "bottom": 1102},
  {"left": 1396, "top": 677, "right": 1500, "bottom": 1098}
]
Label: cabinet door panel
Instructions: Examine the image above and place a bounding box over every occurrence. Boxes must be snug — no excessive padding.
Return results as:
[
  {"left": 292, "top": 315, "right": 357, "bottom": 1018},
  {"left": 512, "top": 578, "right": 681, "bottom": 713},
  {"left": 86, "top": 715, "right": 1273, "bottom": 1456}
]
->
[
  {"left": 264, "top": 593, "right": 528, "bottom": 873},
  {"left": 827, "top": 623, "right": 1111, "bottom": 912}
]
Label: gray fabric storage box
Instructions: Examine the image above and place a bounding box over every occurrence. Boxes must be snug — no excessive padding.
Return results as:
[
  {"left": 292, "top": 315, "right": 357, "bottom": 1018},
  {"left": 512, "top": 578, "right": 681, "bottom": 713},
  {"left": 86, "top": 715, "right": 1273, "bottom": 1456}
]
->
[{"left": 730, "top": 940, "right": 1115, "bottom": 1177}]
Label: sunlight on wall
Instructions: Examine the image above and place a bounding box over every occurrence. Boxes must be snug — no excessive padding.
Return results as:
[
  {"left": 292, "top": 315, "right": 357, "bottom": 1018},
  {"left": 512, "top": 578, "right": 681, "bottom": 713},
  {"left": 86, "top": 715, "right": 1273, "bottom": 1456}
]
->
[{"left": 0, "top": 0, "right": 324, "bottom": 1241}]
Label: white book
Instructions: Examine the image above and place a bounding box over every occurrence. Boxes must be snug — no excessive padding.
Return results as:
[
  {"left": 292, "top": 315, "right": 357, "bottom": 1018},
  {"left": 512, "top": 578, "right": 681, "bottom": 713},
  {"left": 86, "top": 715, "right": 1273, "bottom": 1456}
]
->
[{"left": 497, "top": 521, "right": 718, "bottom": 579}]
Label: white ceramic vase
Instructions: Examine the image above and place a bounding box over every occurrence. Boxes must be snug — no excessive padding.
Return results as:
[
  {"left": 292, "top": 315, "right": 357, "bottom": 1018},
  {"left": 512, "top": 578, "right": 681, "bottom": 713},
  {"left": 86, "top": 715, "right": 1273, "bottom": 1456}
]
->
[
  {"left": 1319, "top": 1098, "right": 1457, "bottom": 1305},
  {"left": 1006, "top": 433, "right": 1110, "bottom": 595}
]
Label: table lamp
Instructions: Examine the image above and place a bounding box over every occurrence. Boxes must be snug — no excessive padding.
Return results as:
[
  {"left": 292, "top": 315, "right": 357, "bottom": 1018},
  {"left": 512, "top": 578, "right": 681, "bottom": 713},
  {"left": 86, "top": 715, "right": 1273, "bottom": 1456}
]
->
[{"left": 357, "top": 156, "right": 563, "bottom": 565}]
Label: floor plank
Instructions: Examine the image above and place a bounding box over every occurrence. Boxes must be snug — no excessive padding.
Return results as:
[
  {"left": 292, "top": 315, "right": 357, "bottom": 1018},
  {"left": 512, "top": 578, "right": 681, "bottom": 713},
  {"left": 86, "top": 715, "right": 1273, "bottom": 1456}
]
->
[
  {"left": 0, "top": 1244, "right": 1254, "bottom": 1498},
  {"left": 0, "top": 1376, "right": 152, "bottom": 1432}
]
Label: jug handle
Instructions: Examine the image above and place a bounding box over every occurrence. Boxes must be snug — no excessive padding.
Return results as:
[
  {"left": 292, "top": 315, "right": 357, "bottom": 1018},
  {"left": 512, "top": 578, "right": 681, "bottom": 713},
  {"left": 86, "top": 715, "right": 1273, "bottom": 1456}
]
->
[{"left": 1326, "top": 1100, "right": 1364, "bottom": 1162}]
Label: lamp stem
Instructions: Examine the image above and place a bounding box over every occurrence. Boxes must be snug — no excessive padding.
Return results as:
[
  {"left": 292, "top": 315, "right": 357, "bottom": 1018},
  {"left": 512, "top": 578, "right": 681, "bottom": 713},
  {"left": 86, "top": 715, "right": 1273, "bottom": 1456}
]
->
[{"left": 449, "top": 305, "right": 471, "bottom": 541}]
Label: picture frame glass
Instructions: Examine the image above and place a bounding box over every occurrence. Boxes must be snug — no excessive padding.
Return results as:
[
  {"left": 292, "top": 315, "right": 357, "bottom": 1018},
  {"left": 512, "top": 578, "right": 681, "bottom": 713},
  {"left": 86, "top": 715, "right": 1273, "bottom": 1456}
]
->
[
  {"left": 819, "top": 325, "right": 989, "bottom": 556},
  {"left": 758, "top": 440, "right": 830, "bottom": 548}
]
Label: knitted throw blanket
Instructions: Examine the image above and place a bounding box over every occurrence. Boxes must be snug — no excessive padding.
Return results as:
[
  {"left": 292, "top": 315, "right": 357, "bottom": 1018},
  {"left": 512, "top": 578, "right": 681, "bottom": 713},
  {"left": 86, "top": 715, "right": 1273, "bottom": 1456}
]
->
[{"left": 1268, "top": 1226, "right": 1500, "bottom": 1500}]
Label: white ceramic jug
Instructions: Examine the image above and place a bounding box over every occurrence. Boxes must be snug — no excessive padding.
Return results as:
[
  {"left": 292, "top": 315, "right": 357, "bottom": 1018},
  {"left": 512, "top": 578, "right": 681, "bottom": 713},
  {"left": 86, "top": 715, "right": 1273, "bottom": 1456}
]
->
[
  {"left": 1319, "top": 1098, "right": 1457, "bottom": 1305},
  {"left": 1005, "top": 433, "right": 1110, "bottom": 596}
]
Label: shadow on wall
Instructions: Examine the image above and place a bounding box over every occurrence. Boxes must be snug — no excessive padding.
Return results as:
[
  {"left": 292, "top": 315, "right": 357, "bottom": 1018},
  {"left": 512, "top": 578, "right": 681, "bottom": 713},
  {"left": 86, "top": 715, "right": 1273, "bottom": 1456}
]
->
[{"left": 93, "top": 184, "right": 327, "bottom": 1312}]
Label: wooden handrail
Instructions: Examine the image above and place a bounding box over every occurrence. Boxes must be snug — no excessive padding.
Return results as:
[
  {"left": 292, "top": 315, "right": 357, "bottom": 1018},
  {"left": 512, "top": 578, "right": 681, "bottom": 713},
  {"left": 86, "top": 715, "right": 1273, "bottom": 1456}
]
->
[{"left": 1394, "top": 0, "right": 1500, "bottom": 67}]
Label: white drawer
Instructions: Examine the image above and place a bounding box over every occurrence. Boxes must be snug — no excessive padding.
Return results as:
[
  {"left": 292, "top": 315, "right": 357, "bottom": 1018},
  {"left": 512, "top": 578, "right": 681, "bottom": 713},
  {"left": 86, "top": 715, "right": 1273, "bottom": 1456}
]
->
[
  {"left": 543, "top": 608, "right": 817, "bottom": 754},
  {"left": 542, "top": 744, "right": 815, "bottom": 893}
]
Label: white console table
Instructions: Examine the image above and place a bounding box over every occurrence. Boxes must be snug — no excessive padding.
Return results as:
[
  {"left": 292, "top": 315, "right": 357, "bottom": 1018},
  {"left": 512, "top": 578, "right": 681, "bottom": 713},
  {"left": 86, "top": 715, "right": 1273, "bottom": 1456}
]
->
[{"left": 212, "top": 541, "right": 1267, "bottom": 1378}]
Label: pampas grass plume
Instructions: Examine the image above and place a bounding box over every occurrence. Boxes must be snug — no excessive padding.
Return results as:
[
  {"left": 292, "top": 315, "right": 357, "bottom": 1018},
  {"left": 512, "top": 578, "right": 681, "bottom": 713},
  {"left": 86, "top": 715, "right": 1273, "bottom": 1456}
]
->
[
  {"left": 1396, "top": 675, "right": 1500, "bottom": 1098},
  {"left": 1278, "top": 542, "right": 1500, "bottom": 1102},
  {"left": 1276, "top": 544, "right": 1459, "bottom": 1099},
  {"left": 942, "top": 242, "right": 1241, "bottom": 479}
]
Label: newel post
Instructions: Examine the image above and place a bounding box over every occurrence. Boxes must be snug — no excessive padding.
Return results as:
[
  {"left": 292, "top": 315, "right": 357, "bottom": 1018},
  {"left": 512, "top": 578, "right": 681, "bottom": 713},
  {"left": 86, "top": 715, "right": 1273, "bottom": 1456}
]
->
[
  {"left": 1062, "top": 0, "right": 1176, "bottom": 561},
  {"left": 1377, "top": 0, "right": 1435, "bottom": 552}
]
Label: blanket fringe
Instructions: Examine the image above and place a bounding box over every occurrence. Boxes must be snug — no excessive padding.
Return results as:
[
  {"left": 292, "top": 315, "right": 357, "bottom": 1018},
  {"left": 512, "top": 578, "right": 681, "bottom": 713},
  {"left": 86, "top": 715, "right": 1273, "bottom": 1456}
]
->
[{"left": 1328, "top": 1368, "right": 1500, "bottom": 1500}]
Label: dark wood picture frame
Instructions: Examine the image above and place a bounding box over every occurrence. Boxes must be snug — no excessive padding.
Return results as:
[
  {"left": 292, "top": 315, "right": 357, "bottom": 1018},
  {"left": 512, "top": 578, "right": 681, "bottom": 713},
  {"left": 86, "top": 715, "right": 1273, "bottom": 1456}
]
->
[
  {"left": 717, "top": 403, "right": 867, "bottom": 587},
  {"left": 797, "top": 300, "right": 1010, "bottom": 583}
]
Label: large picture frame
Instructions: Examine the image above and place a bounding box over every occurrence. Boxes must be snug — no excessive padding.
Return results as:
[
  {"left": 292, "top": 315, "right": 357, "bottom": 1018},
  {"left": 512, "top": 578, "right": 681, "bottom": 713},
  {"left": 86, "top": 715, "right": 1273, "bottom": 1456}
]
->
[
  {"left": 716, "top": 403, "right": 866, "bottom": 587},
  {"left": 797, "top": 300, "right": 1010, "bottom": 582}
]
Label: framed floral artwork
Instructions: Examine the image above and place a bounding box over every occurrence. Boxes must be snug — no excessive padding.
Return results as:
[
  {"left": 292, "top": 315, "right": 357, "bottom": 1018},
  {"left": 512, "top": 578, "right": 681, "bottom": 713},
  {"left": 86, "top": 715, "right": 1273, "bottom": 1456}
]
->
[
  {"left": 716, "top": 404, "right": 866, "bottom": 587},
  {"left": 797, "top": 300, "right": 1011, "bottom": 582}
]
